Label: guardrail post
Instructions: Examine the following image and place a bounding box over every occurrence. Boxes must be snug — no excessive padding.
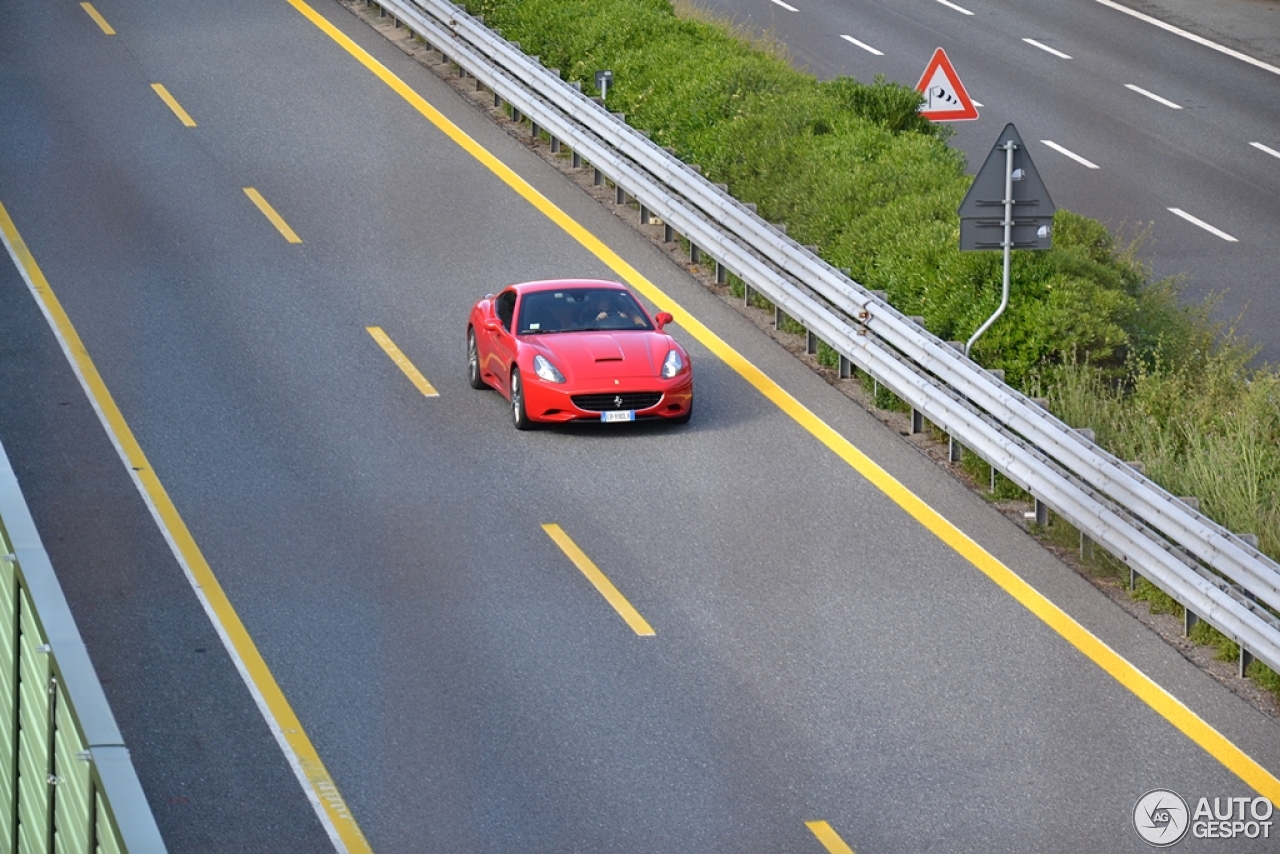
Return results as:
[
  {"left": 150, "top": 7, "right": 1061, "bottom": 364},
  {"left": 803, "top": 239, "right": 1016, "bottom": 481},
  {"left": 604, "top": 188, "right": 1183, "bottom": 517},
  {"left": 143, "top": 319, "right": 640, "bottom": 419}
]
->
[
  {"left": 1076, "top": 427, "right": 1096, "bottom": 444},
  {"left": 1034, "top": 498, "right": 1049, "bottom": 527},
  {"left": 1179, "top": 497, "right": 1201, "bottom": 513},
  {"left": 1081, "top": 531, "right": 1095, "bottom": 561},
  {"left": 806, "top": 329, "right": 818, "bottom": 355},
  {"left": 615, "top": 184, "right": 627, "bottom": 205},
  {"left": 494, "top": 92, "right": 503, "bottom": 108},
  {"left": 512, "top": 107, "right": 522, "bottom": 123},
  {"left": 571, "top": 150, "right": 582, "bottom": 168},
  {"left": 774, "top": 306, "right": 785, "bottom": 330},
  {"left": 743, "top": 283, "right": 753, "bottom": 306},
  {"left": 911, "top": 408, "right": 924, "bottom": 434},
  {"left": 715, "top": 262, "right": 726, "bottom": 285},
  {"left": 1184, "top": 607, "right": 1200, "bottom": 635},
  {"left": 689, "top": 243, "right": 701, "bottom": 264},
  {"left": 639, "top": 204, "right": 650, "bottom": 225},
  {"left": 839, "top": 355, "right": 852, "bottom": 380},
  {"left": 988, "top": 369, "right": 1005, "bottom": 384},
  {"left": 949, "top": 435, "right": 963, "bottom": 463},
  {"left": 1240, "top": 646, "right": 1255, "bottom": 678},
  {"left": 663, "top": 223, "right": 674, "bottom": 242},
  {"left": 593, "top": 167, "right": 603, "bottom": 186},
  {"left": 550, "top": 137, "right": 560, "bottom": 153},
  {"left": 530, "top": 120, "right": 540, "bottom": 139}
]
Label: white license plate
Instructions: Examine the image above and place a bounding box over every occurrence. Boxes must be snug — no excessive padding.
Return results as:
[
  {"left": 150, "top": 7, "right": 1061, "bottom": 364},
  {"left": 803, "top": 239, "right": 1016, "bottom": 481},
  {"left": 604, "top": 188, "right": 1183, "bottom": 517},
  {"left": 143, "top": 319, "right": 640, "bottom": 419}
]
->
[{"left": 601, "top": 410, "right": 635, "bottom": 423}]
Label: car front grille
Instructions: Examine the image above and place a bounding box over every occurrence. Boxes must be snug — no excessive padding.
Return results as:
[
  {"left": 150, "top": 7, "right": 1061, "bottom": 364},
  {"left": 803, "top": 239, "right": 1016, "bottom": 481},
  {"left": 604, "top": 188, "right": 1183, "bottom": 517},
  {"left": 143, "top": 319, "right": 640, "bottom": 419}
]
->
[{"left": 571, "top": 392, "right": 663, "bottom": 412}]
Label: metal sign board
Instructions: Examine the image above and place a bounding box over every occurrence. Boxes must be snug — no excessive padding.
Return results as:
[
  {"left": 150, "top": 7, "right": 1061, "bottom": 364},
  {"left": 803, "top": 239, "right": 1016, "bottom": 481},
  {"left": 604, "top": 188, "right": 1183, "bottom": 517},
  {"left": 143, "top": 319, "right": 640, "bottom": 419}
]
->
[
  {"left": 915, "top": 48, "right": 979, "bottom": 121},
  {"left": 958, "top": 123, "right": 1056, "bottom": 250}
]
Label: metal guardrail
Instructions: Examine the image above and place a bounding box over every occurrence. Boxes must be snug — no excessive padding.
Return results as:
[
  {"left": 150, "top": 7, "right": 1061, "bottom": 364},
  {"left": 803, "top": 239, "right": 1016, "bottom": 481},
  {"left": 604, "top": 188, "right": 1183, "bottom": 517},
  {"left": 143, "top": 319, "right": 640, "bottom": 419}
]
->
[
  {"left": 0, "top": 438, "right": 166, "bottom": 853},
  {"left": 367, "top": 0, "right": 1280, "bottom": 674}
]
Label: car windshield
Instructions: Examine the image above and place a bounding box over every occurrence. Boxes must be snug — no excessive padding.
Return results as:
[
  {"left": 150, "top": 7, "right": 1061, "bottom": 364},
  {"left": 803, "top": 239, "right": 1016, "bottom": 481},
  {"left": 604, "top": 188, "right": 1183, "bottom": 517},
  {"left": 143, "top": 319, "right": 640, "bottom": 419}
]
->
[{"left": 516, "top": 288, "right": 653, "bottom": 335}]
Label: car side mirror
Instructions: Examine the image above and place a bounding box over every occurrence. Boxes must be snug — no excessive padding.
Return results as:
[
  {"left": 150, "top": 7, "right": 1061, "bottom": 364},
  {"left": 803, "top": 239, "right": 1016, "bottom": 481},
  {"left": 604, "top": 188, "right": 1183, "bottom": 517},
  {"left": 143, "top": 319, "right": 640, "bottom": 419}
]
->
[
  {"left": 655, "top": 311, "right": 674, "bottom": 331},
  {"left": 484, "top": 317, "right": 501, "bottom": 332}
]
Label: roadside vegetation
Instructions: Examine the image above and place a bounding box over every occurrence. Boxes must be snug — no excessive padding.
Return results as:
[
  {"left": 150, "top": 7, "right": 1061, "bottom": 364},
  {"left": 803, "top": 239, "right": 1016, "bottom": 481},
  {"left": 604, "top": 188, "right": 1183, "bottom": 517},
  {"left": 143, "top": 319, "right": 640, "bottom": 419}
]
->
[{"left": 458, "top": 0, "right": 1280, "bottom": 694}]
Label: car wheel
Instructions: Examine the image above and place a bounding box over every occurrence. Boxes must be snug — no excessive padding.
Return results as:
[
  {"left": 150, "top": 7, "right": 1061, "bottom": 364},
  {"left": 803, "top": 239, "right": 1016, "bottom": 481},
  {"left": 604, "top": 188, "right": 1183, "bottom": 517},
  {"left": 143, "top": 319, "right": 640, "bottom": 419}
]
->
[
  {"left": 510, "top": 367, "right": 534, "bottom": 430},
  {"left": 467, "top": 328, "right": 487, "bottom": 389}
]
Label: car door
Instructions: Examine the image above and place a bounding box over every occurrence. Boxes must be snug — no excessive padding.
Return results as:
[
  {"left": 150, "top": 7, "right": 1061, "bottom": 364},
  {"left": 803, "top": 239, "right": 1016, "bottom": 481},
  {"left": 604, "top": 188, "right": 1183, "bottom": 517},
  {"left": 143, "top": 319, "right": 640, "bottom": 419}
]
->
[{"left": 486, "top": 289, "right": 519, "bottom": 397}]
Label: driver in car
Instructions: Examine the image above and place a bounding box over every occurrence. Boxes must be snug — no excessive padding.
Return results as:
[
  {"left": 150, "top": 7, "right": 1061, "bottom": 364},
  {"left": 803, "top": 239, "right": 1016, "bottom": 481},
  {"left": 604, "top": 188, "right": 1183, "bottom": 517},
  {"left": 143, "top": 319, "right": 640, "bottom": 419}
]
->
[{"left": 583, "top": 292, "right": 642, "bottom": 328}]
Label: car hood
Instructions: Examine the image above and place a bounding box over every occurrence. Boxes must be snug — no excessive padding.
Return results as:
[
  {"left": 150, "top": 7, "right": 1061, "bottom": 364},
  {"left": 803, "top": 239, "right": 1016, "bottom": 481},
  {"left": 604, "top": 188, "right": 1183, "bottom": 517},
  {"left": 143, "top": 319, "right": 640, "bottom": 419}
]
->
[{"left": 531, "top": 331, "right": 672, "bottom": 381}]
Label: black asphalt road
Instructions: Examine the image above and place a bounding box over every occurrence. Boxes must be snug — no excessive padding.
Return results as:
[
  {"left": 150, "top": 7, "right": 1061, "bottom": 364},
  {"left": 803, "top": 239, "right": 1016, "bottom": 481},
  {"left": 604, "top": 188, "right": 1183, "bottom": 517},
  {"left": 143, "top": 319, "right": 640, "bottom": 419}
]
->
[
  {"left": 700, "top": 0, "right": 1280, "bottom": 366},
  {"left": 2, "top": 1, "right": 1279, "bottom": 852}
]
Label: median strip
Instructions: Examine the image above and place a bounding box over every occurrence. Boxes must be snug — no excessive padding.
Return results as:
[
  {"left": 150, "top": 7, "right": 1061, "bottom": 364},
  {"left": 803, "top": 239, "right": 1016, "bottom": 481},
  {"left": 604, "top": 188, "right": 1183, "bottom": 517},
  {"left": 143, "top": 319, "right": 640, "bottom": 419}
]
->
[
  {"left": 151, "top": 83, "right": 197, "bottom": 127},
  {"left": 542, "top": 524, "right": 655, "bottom": 636},
  {"left": 367, "top": 326, "right": 439, "bottom": 397}
]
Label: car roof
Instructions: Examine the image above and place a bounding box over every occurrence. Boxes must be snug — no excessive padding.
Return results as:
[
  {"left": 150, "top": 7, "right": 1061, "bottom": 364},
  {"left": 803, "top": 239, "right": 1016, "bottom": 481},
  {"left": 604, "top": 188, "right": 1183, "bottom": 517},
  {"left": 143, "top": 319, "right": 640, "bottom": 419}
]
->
[{"left": 507, "top": 279, "right": 628, "bottom": 294}]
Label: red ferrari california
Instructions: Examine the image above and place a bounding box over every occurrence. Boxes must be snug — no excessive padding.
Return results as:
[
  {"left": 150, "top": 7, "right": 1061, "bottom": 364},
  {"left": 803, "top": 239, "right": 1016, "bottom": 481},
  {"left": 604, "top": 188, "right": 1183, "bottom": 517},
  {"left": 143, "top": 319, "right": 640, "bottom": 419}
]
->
[{"left": 467, "top": 279, "right": 693, "bottom": 429}]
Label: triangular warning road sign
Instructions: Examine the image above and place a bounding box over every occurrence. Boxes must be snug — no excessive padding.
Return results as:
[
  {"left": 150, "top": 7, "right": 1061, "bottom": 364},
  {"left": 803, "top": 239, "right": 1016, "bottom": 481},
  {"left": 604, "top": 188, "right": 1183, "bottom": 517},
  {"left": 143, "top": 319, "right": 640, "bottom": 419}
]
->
[{"left": 915, "top": 48, "right": 978, "bottom": 121}]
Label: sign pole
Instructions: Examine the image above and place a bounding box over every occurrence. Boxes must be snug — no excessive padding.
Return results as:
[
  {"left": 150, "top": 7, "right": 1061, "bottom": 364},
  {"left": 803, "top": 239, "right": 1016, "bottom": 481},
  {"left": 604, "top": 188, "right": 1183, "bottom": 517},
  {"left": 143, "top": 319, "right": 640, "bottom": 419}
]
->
[
  {"left": 965, "top": 140, "right": 1015, "bottom": 358},
  {"left": 957, "top": 123, "right": 1055, "bottom": 360}
]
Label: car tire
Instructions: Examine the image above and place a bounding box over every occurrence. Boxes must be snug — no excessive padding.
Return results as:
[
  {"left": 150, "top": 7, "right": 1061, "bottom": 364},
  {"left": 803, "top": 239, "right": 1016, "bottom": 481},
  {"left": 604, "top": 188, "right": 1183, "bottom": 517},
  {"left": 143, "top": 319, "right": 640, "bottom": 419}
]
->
[
  {"left": 511, "top": 367, "right": 534, "bottom": 430},
  {"left": 467, "top": 328, "right": 487, "bottom": 389}
]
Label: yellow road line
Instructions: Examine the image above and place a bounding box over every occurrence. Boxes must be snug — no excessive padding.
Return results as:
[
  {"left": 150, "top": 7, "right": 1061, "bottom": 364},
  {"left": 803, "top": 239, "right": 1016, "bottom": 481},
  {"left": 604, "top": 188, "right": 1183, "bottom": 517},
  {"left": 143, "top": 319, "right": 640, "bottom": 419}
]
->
[
  {"left": 367, "top": 326, "right": 438, "bottom": 397},
  {"left": 292, "top": 0, "right": 1280, "bottom": 800},
  {"left": 244, "top": 187, "right": 302, "bottom": 243},
  {"left": 0, "top": 199, "right": 370, "bottom": 854},
  {"left": 542, "top": 524, "right": 655, "bottom": 636},
  {"left": 807, "top": 821, "right": 856, "bottom": 854},
  {"left": 80, "top": 2, "right": 115, "bottom": 35},
  {"left": 151, "top": 83, "right": 197, "bottom": 127}
]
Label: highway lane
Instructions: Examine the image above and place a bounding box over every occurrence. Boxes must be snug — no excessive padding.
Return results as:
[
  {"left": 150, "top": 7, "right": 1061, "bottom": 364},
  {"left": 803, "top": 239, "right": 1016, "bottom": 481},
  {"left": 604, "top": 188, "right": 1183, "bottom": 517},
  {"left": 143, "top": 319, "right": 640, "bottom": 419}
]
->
[
  {"left": 700, "top": 0, "right": 1280, "bottom": 365},
  {"left": 3, "top": 0, "right": 1280, "bottom": 851}
]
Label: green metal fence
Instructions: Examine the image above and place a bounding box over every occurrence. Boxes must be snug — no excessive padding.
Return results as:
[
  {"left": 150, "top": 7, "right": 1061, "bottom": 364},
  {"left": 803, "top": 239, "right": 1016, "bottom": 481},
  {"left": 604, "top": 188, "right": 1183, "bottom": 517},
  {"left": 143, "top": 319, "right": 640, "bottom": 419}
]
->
[{"left": 0, "top": 439, "right": 165, "bottom": 853}]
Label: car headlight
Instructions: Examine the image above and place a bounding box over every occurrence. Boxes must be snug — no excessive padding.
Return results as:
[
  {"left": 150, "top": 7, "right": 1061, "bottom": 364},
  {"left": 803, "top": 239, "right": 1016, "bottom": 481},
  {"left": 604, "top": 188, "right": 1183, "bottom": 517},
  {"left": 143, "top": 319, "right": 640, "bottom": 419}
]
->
[
  {"left": 533, "top": 354, "right": 566, "bottom": 383},
  {"left": 661, "top": 349, "right": 684, "bottom": 379}
]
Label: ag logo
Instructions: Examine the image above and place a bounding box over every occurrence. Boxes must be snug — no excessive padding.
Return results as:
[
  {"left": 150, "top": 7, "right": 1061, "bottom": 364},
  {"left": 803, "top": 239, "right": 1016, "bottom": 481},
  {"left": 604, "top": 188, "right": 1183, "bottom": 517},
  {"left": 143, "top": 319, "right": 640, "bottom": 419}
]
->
[{"left": 1135, "top": 789, "right": 1190, "bottom": 846}]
